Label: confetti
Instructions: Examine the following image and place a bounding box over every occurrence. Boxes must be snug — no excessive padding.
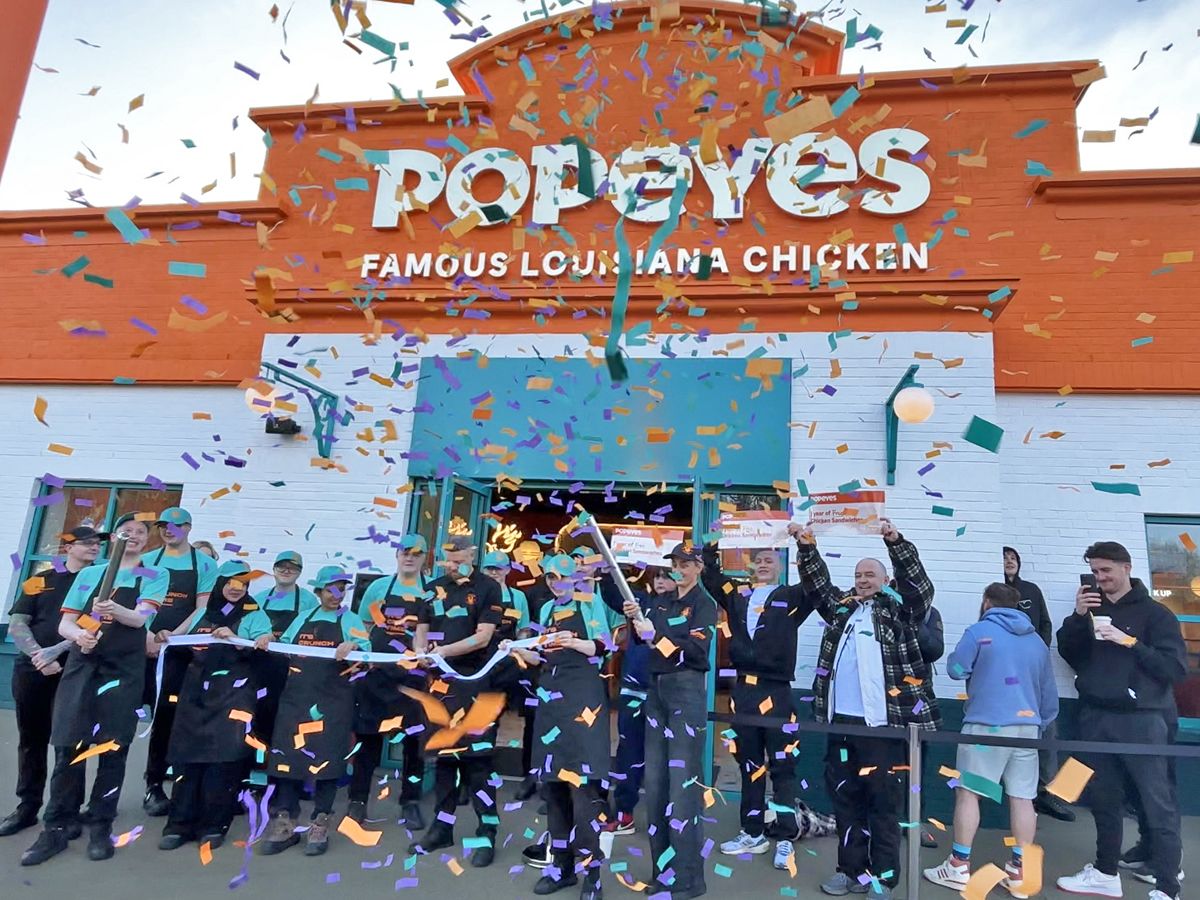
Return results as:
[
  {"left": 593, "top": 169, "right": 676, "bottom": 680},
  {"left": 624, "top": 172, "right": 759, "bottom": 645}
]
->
[
  {"left": 337, "top": 816, "right": 382, "bottom": 847},
  {"left": 1046, "top": 757, "right": 1094, "bottom": 803}
]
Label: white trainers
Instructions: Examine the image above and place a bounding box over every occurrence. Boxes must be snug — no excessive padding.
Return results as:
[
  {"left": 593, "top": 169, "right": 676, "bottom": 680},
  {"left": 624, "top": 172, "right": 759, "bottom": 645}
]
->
[
  {"left": 1057, "top": 864, "right": 1123, "bottom": 898},
  {"left": 773, "top": 840, "right": 794, "bottom": 871},
  {"left": 719, "top": 830, "right": 770, "bottom": 855},
  {"left": 1003, "top": 861, "right": 1028, "bottom": 899},
  {"left": 923, "top": 856, "right": 970, "bottom": 890},
  {"left": 1148, "top": 891, "right": 1179, "bottom": 900}
]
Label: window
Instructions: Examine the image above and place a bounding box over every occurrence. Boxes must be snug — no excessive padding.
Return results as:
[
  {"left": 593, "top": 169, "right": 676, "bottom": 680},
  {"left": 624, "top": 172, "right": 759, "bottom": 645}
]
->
[
  {"left": 12, "top": 479, "right": 183, "bottom": 604},
  {"left": 1144, "top": 516, "right": 1200, "bottom": 721}
]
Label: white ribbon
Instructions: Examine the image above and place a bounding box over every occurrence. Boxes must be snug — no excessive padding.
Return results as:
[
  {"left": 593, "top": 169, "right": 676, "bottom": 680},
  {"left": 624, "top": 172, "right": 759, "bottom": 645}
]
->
[{"left": 153, "top": 633, "right": 546, "bottom": 702}]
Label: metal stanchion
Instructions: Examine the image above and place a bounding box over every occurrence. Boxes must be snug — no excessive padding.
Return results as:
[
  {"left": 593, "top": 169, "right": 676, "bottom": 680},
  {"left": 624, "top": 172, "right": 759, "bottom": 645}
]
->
[{"left": 906, "top": 723, "right": 922, "bottom": 900}]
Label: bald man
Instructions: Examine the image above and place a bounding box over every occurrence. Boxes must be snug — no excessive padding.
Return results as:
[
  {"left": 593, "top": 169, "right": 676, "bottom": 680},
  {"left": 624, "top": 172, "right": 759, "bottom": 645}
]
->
[{"left": 788, "top": 519, "right": 939, "bottom": 900}]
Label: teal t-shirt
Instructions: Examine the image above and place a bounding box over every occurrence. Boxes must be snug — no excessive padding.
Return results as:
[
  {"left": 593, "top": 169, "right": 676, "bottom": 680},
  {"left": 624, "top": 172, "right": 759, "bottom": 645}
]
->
[
  {"left": 277, "top": 607, "right": 371, "bottom": 651},
  {"left": 253, "top": 584, "right": 319, "bottom": 614},
  {"left": 141, "top": 546, "right": 219, "bottom": 595},
  {"left": 236, "top": 610, "right": 275, "bottom": 641},
  {"left": 62, "top": 563, "right": 170, "bottom": 621},
  {"left": 499, "top": 584, "right": 532, "bottom": 632},
  {"left": 538, "top": 591, "right": 613, "bottom": 644},
  {"left": 360, "top": 574, "right": 432, "bottom": 618}
]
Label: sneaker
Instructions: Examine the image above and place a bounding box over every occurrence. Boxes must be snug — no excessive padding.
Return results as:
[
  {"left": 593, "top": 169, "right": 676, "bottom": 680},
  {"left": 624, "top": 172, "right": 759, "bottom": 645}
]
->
[
  {"left": 923, "top": 857, "right": 970, "bottom": 891},
  {"left": 866, "top": 886, "right": 893, "bottom": 900},
  {"left": 400, "top": 802, "right": 425, "bottom": 831},
  {"left": 1129, "top": 864, "right": 1184, "bottom": 886},
  {"left": 1057, "top": 864, "right": 1123, "bottom": 897},
  {"left": 20, "top": 827, "right": 69, "bottom": 867},
  {"left": 409, "top": 828, "right": 453, "bottom": 856},
  {"left": 86, "top": 822, "right": 114, "bottom": 861},
  {"left": 921, "top": 829, "right": 940, "bottom": 849},
  {"left": 346, "top": 801, "right": 366, "bottom": 824},
  {"left": 304, "top": 813, "right": 330, "bottom": 856},
  {"left": 1120, "top": 845, "right": 1149, "bottom": 869},
  {"left": 603, "top": 813, "right": 635, "bottom": 836},
  {"left": 1004, "top": 862, "right": 1028, "bottom": 899},
  {"left": 1148, "top": 892, "right": 1180, "bottom": 900},
  {"left": 719, "top": 831, "right": 770, "bottom": 855},
  {"left": 260, "top": 812, "right": 299, "bottom": 856},
  {"left": 143, "top": 785, "right": 170, "bottom": 818},
  {"left": 524, "top": 841, "right": 552, "bottom": 869},
  {"left": 157, "top": 832, "right": 189, "bottom": 851},
  {"left": 773, "top": 840, "right": 794, "bottom": 871},
  {"left": 821, "top": 872, "right": 869, "bottom": 896},
  {"left": 0, "top": 805, "right": 39, "bottom": 837},
  {"left": 1035, "top": 791, "right": 1076, "bottom": 822}
]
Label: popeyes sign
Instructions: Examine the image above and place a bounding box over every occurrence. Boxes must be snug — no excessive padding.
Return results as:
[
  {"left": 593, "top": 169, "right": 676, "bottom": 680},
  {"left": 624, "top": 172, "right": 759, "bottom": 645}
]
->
[{"left": 372, "top": 128, "right": 930, "bottom": 227}]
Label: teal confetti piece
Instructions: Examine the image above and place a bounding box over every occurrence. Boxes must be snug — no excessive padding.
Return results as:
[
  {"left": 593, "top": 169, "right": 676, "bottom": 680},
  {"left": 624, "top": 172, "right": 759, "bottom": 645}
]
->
[
  {"left": 97, "top": 679, "right": 120, "bottom": 695},
  {"left": 1091, "top": 481, "right": 1141, "bottom": 496},
  {"left": 445, "top": 134, "right": 470, "bottom": 156},
  {"left": 358, "top": 30, "right": 396, "bottom": 57},
  {"left": 334, "top": 177, "right": 369, "bottom": 191},
  {"left": 656, "top": 846, "right": 676, "bottom": 870},
  {"left": 955, "top": 526, "right": 968, "bottom": 537},
  {"left": 960, "top": 770, "right": 1004, "bottom": 803},
  {"left": 932, "top": 506, "right": 954, "bottom": 517},
  {"left": 831, "top": 86, "right": 859, "bottom": 117},
  {"left": 168, "top": 261, "right": 207, "bottom": 278},
  {"left": 113, "top": 376, "right": 137, "bottom": 385},
  {"left": 541, "top": 726, "right": 561, "bottom": 745},
  {"left": 62, "top": 255, "right": 90, "bottom": 277},
  {"left": 962, "top": 416, "right": 1004, "bottom": 453},
  {"left": 1025, "top": 160, "right": 1054, "bottom": 178},
  {"left": 105, "top": 208, "right": 145, "bottom": 244},
  {"left": 317, "top": 148, "right": 344, "bottom": 164},
  {"left": 1131, "top": 336, "right": 1153, "bottom": 348},
  {"left": 518, "top": 55, "right": 537, "bottom": 82},
  {"left": 714, "top": 864, "right": 733, "bottom": 878},
  {"left": 1013, "top": 118, "right": 1048, "bottom": 139},
  {"left": 309, "top": 704, "right": 323, "bottom": 720},
  {"left": 837, "top": 479, "right": 861, "bottom": 493},
  {"left": 988, "top": 286, "right": 1012, "bottom": 303},
  {"left": 462, "top": 836, "right": 492, "bottom": 849},
  {"left": 955, "top": 24, "right": 978, "bottom": 45},
  {"left": 83, "top": 273, "right": 114, "bottom": 288}
]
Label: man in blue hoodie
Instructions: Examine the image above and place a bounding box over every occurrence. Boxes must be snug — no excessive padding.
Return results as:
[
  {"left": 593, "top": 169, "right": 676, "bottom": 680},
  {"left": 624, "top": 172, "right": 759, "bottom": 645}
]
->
[{"left": 923, "top": 582, "right": 1058, "bottom": 898}]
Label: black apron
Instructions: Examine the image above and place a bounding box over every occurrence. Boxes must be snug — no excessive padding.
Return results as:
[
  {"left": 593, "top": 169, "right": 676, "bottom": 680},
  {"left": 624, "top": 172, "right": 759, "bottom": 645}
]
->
[
  {"left": 532, "top": 603, "right": 611, "bottom": 783},
  {"left": 143, "top": 547, "right": 200, "bottom": 707},
  {"left": 354, "top": 576, "right": 426, "bottom": 734},
  {"left": 267, "top": 609, "right": 358, "bottom": 781},
  {"left": 168, "top": 615, "right": 258, "bottom": 764},
  {"left": 51, "top": 574, "right": 148, "bottom": 747},
  {"left": 250, "top": 587, "right": 305, "bottom": 747}
]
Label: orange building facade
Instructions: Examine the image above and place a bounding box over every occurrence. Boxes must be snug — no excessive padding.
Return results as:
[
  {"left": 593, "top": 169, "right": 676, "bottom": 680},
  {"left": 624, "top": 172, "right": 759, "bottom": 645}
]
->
[{"left": 1, "top": 3, "right": 1199, "bottom": 734}]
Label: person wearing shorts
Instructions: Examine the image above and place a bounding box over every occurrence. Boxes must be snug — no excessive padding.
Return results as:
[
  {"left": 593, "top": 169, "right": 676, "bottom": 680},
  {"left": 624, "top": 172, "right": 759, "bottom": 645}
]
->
[{"left": 923, "top": 583, "right": 1059, "bottom": 897}]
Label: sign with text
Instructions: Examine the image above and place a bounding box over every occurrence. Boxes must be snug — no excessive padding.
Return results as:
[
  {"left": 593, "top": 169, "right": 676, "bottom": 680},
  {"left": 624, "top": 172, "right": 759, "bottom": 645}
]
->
[
  {"left": 719, "top": 510, "right": 793, "bottom": 549},
  {"left": 807, "top": 491, "right": 886, "bottom": 535},
  {"left": 608, "top": 526, "right": 686, "bottom": 569}
]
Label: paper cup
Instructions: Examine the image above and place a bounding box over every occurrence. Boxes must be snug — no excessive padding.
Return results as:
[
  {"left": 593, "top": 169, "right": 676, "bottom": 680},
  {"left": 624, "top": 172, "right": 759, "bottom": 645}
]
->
[{"left": 1092, "top": 615, "right": 1112, "bottom": 639}]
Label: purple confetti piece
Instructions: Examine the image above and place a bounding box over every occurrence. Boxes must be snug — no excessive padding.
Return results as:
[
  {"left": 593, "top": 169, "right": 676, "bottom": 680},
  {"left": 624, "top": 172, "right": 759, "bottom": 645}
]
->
[{"left": 234, "top": 61, "right": 260, "bottom": 80}]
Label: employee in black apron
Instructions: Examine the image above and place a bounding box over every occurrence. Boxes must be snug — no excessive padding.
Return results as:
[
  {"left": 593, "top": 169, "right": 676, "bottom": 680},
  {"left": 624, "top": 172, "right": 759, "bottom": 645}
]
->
[
  {"left": 409, "top": 534, "right": 504, "bottom": 866},
  {"left": 1, "top": 526, "right": 103, "bottom": 838},
  {"left": 509, "top": 553, "right": 610, "bottom": 900},
  {"left": 249, "top": 550, "right": 318, "bottom": 756},
  {"left": 142, "top": 505, "right": 219, "bottom": 816},
  {"left": 622, "top": 542, "right": 718, "bottom": 899},
  {"left": 349, "top": 534, "right": 433, "bottom": 829},
  {"left": 159, "top": 561, "right": 266, "bottom": 851},
  {"left": 259, "top": 566, "right": 370, "bottom": 857},
  {"left": 480, "top": 549, "right": 535, "bottom": 797},
  {"left": 21, "top": 514, "right": 169, "bottom": 867}
]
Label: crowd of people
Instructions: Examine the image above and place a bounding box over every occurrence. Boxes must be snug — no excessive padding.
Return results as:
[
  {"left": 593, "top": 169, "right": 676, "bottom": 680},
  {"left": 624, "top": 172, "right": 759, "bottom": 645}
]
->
[{"left": 1, "top": 506, "right": 1189, "bottom": 900}]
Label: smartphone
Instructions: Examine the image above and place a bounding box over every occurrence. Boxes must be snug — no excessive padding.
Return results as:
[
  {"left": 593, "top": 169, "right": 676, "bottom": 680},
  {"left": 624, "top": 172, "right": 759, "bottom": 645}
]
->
[{"left": 1080, "top": 573, "right": 1103, "bottom": 598}]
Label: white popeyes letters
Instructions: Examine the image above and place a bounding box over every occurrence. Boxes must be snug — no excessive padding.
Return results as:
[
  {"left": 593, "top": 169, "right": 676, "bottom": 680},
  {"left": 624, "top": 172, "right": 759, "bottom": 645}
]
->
[{"left": 371, "top": 128, "right": 932, "bottom": 229}]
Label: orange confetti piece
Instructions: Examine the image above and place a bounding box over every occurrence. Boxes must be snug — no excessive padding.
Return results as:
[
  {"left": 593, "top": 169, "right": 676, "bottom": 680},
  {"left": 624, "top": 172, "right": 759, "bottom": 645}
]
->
[
  {"left": 71, "top": 740, "right": 120, "bottom": 764},
  {"left": 1046, "top": 756, "right": 1093, "bottom": 803},
  {"left": 1018, "top": 844, "right": 1044, "bottom": 896},
  {"left": 446, "top": 857, "right": 464, "bottom": 876},
  {"left": 654, "top": 636, "right": 679, "bottom": 657},
  {"left": 1179, "top": 533, "right": 1197, "bottom": 552},
  {"left": 337, "top": 815, "right": 382, "bottom": 847},
  {"left": 77, "top": 614, "right": 101, "bottom": 633},
  {"left": 379, "top": 715, "right": 405, "bottom": 732},
  {"left": 199, "top": 841, "right": 214, "bottom": 865},
  {"left": 33, "top": 396, "right": 49, "bottom": 426},
  {"left": 960, "top": 863, "right": 1007, "bottom": 900},
  {"left": 48, "top": 443, "right": 74, "bottom": 456},
  {"left": 298, "top": 720, "right": 324, "bottom": 735},
  {"left": 21, "top": 576, "right": 46, "bottom": 595},
  {"left": 227, "top": 709, "right": 253, "bottom": 723}
]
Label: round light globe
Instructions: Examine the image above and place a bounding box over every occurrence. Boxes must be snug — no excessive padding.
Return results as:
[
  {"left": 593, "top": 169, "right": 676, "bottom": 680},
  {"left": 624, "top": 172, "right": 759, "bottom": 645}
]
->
[{"left": 893, "top": 386, "right": 935, "bottom": 424}]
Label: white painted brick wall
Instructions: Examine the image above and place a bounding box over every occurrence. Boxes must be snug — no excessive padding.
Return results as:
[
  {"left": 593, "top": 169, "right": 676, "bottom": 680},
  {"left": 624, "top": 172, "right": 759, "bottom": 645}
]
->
[{"left": 7, "top": 332, "right": 1196, "bottom": 703}]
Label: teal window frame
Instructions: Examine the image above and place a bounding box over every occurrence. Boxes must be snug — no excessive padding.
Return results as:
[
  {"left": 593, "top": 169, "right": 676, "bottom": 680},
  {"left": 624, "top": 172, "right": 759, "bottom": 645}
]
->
[
  {"left": 1144, "top": 514, "right": 1200, "bottom": 734},
  {"left": 6, "top": 478, "right": 183, "bottom": 618}
]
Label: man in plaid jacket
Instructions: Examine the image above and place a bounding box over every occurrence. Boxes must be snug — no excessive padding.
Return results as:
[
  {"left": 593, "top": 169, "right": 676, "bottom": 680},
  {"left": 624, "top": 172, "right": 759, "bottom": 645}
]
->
[{"left": 788, "top": 518, "right": 939, "bottom": 900}]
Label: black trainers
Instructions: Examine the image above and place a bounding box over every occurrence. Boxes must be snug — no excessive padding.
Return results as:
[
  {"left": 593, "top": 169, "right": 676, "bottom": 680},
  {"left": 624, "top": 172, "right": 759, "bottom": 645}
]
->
[
  {"left": 0, "top": 805, "right": 39, "bottom": 837},
  {"left": 514, "top": 776, "right": 539, "bottom": 801},
  {"left": 470, "top": 843, "right": 495, "bottom": 868},
  {"left": 1119, "top": 843, "right": 1149, "bottom": 869},
  {"left": 535, "top": 871, "right": 579, "bottom": 894},
  {"left": 143, "top": 785, "right": 170, "bottom": 818},
  {"left": 20, "top": 827, "right": 69, "bottom": 866},
  {"left": 523, "top": 841, "right": 552, "bottom": 869},
  {"left": 409, "top": 828, "right": 453, "bottom": 856},
  {"left": 400, "top": 801, "right": 425, "bottom": 831},
  {"left": 1034, "top": 792, "right": 1075, "bottom": 822},
  {"left": 158, "top": 832, "right": 189, "bottom": 851},
  {"left": 1127, "top": 862, "right": 1185, "bottom": 886},
  {"left": 346, "top": 800, "right": 366, "bottom": 824},
  {"left": 87, "top": 823, "right": 114, "bottom": 861}
]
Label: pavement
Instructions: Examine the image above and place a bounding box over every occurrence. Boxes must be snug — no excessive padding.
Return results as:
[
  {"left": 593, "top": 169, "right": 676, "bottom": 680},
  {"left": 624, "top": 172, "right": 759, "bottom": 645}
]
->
[{"left": 0, "top": 710, "right": 1194, "bottom": 899}]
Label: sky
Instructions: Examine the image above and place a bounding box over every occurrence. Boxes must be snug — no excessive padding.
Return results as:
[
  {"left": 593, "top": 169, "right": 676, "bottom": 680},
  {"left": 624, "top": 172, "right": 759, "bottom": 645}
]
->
[{"left": 1, "top": 0, "right": 1197, "bottom": 211}]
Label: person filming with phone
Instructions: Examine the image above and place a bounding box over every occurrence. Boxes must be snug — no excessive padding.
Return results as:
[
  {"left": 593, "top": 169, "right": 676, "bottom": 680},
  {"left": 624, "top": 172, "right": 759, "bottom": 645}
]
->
[{"left": 1055, "top": 541, "right": 1186, "bottom": 900}]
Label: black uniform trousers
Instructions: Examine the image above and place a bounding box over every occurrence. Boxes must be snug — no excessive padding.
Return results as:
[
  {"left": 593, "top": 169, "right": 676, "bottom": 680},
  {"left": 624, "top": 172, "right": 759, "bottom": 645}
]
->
[
  {"left": 270, "top": 778, "right": 338, "bottom": 820},
  {"left": 730, "top": 675, "right": 797, "bottom": 837},
  {"left": 545, "top": 781, "right": 605, "bottom": 884},
  {"left": 143, "top": 650, "right": 189, "bottom": 788},
  {"left": 349, "top": 731, "right": 424, "bottom": 804},
  {"left": 825, "top": 717, "right": 905, "bottom": 888},
  {"left": 429, "top": 757, "right": 496, "bottom": 839},
  {"left": 165, "top": 762, "right": 243, "bottom": 837},
  {"left": 644, "top": 670, "right": 707, "bottom": 897},
  {"left": 43, "top": 743, "right": 132, "bottom": 829},
  {"left": 11, "top": 665, "right": 61, "bottom": 811},
  {"left": 1080, "top": 706, "right": 1181, "bottom": 898}
]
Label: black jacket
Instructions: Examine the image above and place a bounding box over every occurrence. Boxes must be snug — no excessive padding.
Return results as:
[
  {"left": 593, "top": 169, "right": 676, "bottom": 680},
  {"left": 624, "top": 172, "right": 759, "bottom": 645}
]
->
[
  {"left": 1003, "top": 547, "right": 1052, "bottom": 645},
  {"left": 702, "top": 548, "right": 815, "bottom": 683},
  {"left": 642, "top": 583, "right": 718, "bottom": 675},
  {"left": 1057, "top": 578, "right": 1187, "bottom": 712}
]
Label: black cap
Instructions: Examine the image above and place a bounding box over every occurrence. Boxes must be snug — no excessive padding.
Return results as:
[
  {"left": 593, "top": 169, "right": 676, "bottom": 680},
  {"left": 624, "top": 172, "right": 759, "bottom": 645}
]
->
[
  {"left": 443, "top": 534, "right": 476, "bottom": 553},
  {"left": 663, "top": 541, "right": 702, "bottom": 563},
  {"left": 62, "top": 525, "right": 109, "bottom": 543}
]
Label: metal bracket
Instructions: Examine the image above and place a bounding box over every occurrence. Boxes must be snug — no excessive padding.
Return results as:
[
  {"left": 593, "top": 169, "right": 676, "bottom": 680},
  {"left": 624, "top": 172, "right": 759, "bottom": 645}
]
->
[
  {"left": 884, "top": 364, "right": 922, "bottom": 486},
  {"left": 258, "top": 361, "right": 339, "bottom": 459}
]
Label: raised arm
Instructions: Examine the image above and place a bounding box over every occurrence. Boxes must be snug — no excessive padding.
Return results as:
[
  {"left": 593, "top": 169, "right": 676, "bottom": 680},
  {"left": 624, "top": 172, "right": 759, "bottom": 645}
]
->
[
  {"left": 701, "top": 543, "right": 738, "bottom": 614},
  {"left": 789, "top": 524, "right": 843, "bottom": 623},
  {"left": 882, "top": 519, "right": 934, "bottom": 623}
]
